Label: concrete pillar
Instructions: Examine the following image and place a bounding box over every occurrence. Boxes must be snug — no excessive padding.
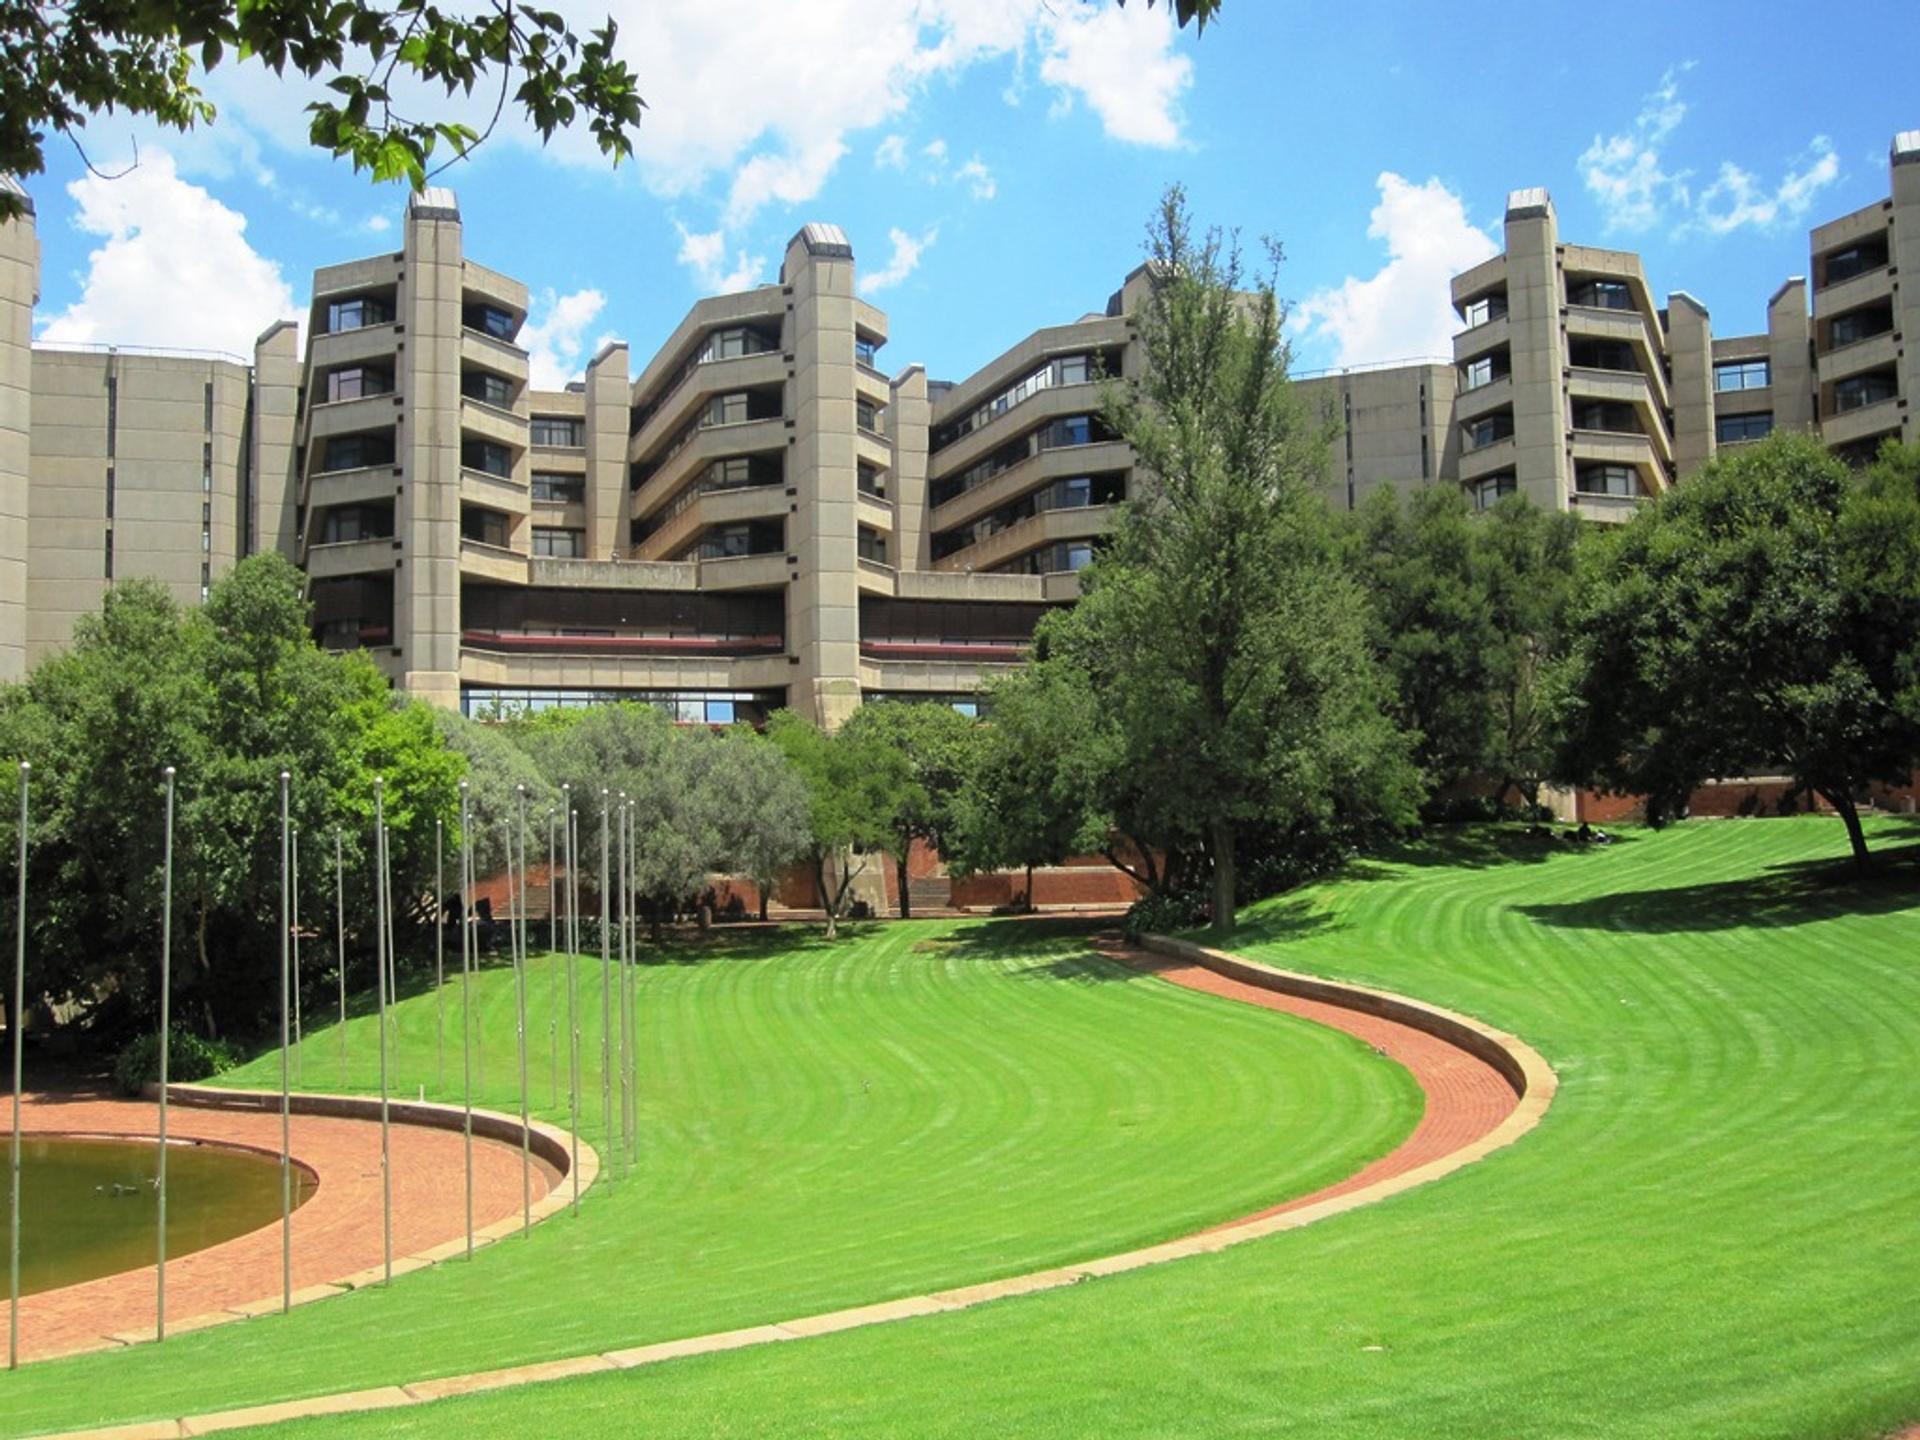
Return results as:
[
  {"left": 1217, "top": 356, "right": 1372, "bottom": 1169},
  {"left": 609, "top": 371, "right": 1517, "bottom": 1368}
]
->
[
  {"left": 1502, "top": 189, "right": 1572, "bottom": 511},
  {"left": 887, "top": 366, "right": 930, "bottom": 571},
  {"left": 1766, "top": 279, "right": 1814, "bottom": 435},
  {"left": 250, "top": 320, "right": 302, "bottom": 560},
  {"left": 583, "top": 342, "right": 629, "bottom": 559},
  {"left": 1890, "top": 131, "right": 1920, "bottom": 445},
  {"left": 397, "top": 189, "right": 464, "bottom": 708},
  {"left": 0, "top": 179, "right": 35, "bottom": 681},
  {"left": 1666, "top": 293, "right": 1715, "bottom": 474},
  {"left": 783, "top": 224, "right": 862, "bottom": 730}
]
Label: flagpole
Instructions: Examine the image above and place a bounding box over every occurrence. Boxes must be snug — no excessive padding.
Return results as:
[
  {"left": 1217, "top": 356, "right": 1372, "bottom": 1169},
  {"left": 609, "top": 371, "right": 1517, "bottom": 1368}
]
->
[
  {"left": 373, "top": 777, "right": 392, "bottom": 1285},
  {"left": 617, "top": 794, "right": 630, "bottom": 1169},
  {"left": 278, "top": 771, "right": 292, "bottom": 1314},
  {"left": 8, "top": 761, "right": 28, "bottom": 1372},
  {"left": 334, "top": 830, "right": 346, "bottom": 1088},
  {"left": 291, "top": 826, "right": 302, "bottom": 1087},
  {"left": 547, "top": 808, "right": 558, "bottom": 1109},
  {"left": 599, "top": 793, "right": 612, "bottom": 1180},
  {"left": 565, "top": 791, "right": 579, "bottom": 1214},
  {"left": 156, "top": 765, "right": 175, "bottom": 1342},
  {"left": 627, "top": 796, "right": 639, "bottom": 1166},
  {"left": 435, "top": 816, "right": 445, "bottom": 1092},
  {"left": 458, "top": 781, "right": 474, "bottom": 1258},
  {"left": 515, "top": 786, "right": 531, "bottom": 1234}
]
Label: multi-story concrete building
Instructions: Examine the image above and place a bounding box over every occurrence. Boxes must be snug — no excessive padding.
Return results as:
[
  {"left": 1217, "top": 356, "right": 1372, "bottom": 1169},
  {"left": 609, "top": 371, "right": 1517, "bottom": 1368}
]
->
[{"left": 0, "top": 130, "right": 1913, "bottom": 715}]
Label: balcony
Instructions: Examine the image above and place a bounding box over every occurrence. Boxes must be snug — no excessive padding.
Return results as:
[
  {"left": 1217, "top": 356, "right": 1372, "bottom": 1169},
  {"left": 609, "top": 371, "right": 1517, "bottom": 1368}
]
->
[
  {"left": 932, "top": 316, "right": 1129, "bottom": 427},
  {"left": 854, "top": 430, "right": 893, "bottom": 473},
  {"left": 929, "top": 382, "right": 1105, "bottom": 479},
  {"left": 302, "top": 463, "right": 395, "bottom": 516},
  {"left": 1453, "top": 374, "right": 1513, "bottom": 422},
  {"left": 459, "top": 539, "right": 529, "bottom": 585},
  {"left": 309, "top": 322, "right": 399, "bottom": 373},
  {"left": 1567, "top": 370, "right": 1673, "bottom": 459},
  {"left": 930, "top": 439, "right": 1132, "bottom": 535},
  {"left": 303, "top": 392, "right": 398, "bottom": 454},
  {"left": 459, "top": 645, "right": 790, "bottom": 697},
  {"left": 460, "top": 396, "right": 527, "bottom": 452},
  {"left": 858, "top": 648, "right": 1030, "bottom": 695},
  {"left": 460, "top": 465, "right": 531, "bottom": 517},
  {"left": 931, "top": 503, "right": 1116, "bottom": 575},
  {"left": 857, "top": 558, "right": 896, "bottom": 597},
  {"left": 1570, "top": 429, "right": 1662, "bottom": 487},
  {"left": 633, "top": 483, "right": 787, "bottom": 563},
  {"left": 628, "top": 350, "right": 786, "bottom": 461},
  {"left": 1820, "top": 396, "right": 1903, "bottom": 450},
  {"left": 895, "top": 570, "right": 1045, "bottom": 604},
  {"left": 1816, "top": 330, "right": 1899, "bottom": 386},
  {"left": 695, "top": 553, "right": 789, "bottom": 592},
  {"left": 856, "top": 492, "right": 894, "bottom": 534},
  {"left": 306, "top": 537, "right": 394, "bottom": 579},
  {"left": 630, "top": 417, "right": 787, "bottom": 522},
  {"left": 1813, "top": 264, "right": 1893, "bottom": 320},
  {"left": 459, "top": 328, "right": 530, "bottom": 384},
  {"left": 526, "top": 557, "right": 697, "bottom": 591},
  {"left": 1569, "top": 491, "right": 1646, "bottom": 525},
  {"left": 1452, "top": 314, "right": 1510, "bottom": 360},
  {"left": 1457, "top": 434, "right": 1516, "bottom": 483}
]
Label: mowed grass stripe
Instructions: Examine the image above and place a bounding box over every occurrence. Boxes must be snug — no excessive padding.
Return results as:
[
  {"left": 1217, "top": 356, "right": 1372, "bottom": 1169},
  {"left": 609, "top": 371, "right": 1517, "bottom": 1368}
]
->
[
  {"left": 2, "top": 917, "right": 1417, "bottom": 1436},
  {"left": 214, "top": 816, "right": 1920, "bottom": 1440}
]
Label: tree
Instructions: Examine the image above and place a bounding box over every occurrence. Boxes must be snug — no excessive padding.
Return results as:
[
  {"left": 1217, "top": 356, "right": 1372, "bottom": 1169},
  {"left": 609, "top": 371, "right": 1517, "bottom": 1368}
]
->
[
  {"left": 765, "top": 710, "right": 905, "bottom": 938},
  {"left": 840, "top": 701, "right": 979, "bottom": 919},
  {"left": 1, "top": 0, "right": 645, "bottom": 220},
  {"left": 949, "top": 666, "right": 1104, "bottom": 904},
  {"left": 432, "top": 706, "right": 559, "bottom": 883},
  {"left": 707, "top": 725, "right": 812, "bottom": 923},
  {"left": 1556, "top": 433, "right": 1920, "bottom": 868},
  {"left": 1057, "top": 188, "right": 1418, "bottom": 930}
]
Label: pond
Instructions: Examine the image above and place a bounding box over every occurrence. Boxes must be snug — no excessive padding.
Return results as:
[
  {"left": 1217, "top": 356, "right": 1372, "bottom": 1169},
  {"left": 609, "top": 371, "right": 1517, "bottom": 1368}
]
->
[{"left": 1, "top": 1134, "right": 316, "bottom": 1297}]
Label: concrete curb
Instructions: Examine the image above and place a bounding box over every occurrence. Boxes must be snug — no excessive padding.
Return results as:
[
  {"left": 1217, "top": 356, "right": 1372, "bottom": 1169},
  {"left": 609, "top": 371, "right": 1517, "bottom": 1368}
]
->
[{"left": 29, "top": 943, "right": 1552, "bottom": 1440}]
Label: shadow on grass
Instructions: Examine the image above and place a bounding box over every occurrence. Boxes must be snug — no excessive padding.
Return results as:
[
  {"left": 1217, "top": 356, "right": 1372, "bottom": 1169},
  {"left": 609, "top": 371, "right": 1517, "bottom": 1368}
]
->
[
  {"left": 1516, "top": 836, "right": 1920, "bottom": 935},
  {"left": 1374, "top": 824, "right": 1640, "bottom": 872}
]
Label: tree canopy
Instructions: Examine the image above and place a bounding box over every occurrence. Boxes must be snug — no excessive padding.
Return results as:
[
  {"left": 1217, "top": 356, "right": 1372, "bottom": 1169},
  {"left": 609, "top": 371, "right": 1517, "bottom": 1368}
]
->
[{"left": 840, "top": 700, "right": 979, "bottom": 919}]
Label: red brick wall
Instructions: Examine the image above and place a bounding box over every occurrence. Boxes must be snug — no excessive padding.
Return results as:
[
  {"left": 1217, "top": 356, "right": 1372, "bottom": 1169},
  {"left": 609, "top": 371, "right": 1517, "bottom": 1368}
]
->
[
  {"left": 1575, "top": 775, "right": 1919, "bottom": 824},
  {"left": 948, "top": 864, "right": 1145, "bottom": 909}
]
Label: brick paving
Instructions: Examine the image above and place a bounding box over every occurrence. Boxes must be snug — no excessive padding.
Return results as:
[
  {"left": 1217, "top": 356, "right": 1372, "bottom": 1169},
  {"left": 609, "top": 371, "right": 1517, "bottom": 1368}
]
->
[{"left": 2, "top": 1086, "right": 559, "bottom": 1363}]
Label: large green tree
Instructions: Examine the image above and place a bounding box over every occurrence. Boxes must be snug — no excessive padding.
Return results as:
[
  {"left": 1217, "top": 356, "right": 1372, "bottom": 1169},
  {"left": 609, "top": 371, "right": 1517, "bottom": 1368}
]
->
[
  {"left": 840, "top": 700, "right": 979, "bottom": 919},
  {"left": 707, "top": 725, "right": 813, "bottom": 923},
  {"left": 765, "top": 710, "right": 907, "bottom": 938},
  {"left": 1556, "top": 432, "right": 1920, "bottom": 867},
  {"left": 1055, "top": 189, "right": 1418, "bottom": 930}
]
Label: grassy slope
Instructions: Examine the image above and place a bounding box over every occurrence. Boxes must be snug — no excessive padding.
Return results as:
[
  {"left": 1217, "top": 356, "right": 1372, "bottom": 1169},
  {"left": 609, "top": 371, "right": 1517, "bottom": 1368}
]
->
[
  {"left": 230, "top": 817, "right": 1920, "bottom": 1440},
  {"left": 3, "top": 917, "right": 1416, "bottom": 1436}
]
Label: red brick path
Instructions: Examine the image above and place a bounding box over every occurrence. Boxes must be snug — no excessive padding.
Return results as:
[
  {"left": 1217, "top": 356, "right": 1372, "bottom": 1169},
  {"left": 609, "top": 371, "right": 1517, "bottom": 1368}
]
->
[
  {"left": 2, "top": 1087, "right": 559, "bottom": 1363},
  {"left": 1108, "top": 940, "right": 1520, "bottom": 1226}
]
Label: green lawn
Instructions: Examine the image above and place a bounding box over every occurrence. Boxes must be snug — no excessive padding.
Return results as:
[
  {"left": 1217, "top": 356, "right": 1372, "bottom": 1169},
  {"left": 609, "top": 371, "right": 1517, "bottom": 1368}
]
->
[
  {"left": 230, "top": 817, "right": 1920, "bottom": 1439},
  {"left": 3, "top": 914, "right": 1417, "bottom": 1436}
]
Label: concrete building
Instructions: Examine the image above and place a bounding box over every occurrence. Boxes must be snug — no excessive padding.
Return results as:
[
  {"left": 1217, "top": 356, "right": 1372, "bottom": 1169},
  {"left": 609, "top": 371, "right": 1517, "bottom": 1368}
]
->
[{"left": 0, "top": 130, "right": 1914, "bottom": 715}]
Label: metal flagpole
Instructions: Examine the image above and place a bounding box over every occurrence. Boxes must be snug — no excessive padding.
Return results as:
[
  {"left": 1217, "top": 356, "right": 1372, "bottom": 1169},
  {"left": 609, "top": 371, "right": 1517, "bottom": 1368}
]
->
[
  {"left": 334, "top": 830, "right": 346, "bottom": 1088},
  {"left": 9, "top": 761, "right": 27, "bottom": 1372},
  {"left": 278, "top": 772, "right": 292, "bottom": 1314},
  {"left": 547, "top": 808, "right": 558, "bottom": 1109},
  {"left": 156, "top": 765, "right": 175, "bottom": 1342},
  {"left": 381, "top": 813, "right": 398, "bottom": 1068},
  {"left": 291, "top": 827, "right": 302, "bottom": 1086},
  {"left": 595, "top": 794, "right": 610, "bottom": 1175},
  {"left": 565, "top": 791, "right": 579, "bottom": 1214},
  {"left": 373, "top": 778, "right": 393, "bottom": 1285},
  {"left": 626, "top": 797, "right": 639, "bottom": 1166},
  {"left": 435, "top": 817, "right": 445, "bottom": 1091},
  {"left": 617, "top": 794, "right": 630, "bottom": 1168},
  {"left": 458, "top": 782, "right": 474, "bottom": 1258},
  {"left": 515, "top": 786, "right": 531, "bottom": 1234}
]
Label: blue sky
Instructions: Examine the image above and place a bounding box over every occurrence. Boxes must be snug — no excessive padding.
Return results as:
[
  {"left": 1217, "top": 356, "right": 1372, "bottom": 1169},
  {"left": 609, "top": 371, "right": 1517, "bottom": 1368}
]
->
[{"left": 23, "top": 0, "right": 1920, "bottom": 388}]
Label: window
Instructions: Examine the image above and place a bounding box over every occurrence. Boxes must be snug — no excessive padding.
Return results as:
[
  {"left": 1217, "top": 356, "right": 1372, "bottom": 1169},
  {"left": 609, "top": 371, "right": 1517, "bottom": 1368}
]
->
[
  {"left": 857, "top": 526, "right": 888, "bottom": 564},
  {"left": 1716, "top": 412, "right": 1774, "bottom": 444},
  {"left": 1462, "top": 351, "right": 1509, "bottom": 390},
  {"left": 1569, "top": 278, "right": 1633, "bottom": 311},
  {"left": 1713, "top": 360, "right": 1769, "bottom": 392},
  {"left": 1822, "top": 240, "right": 1888, "bottom": 288},
  {"left": 531, "top": 526, "right": 585, "bottom": 558},
  {"left": 1575, "top": 463, "right": 1641, "bottom": 497},
  {"left": 693, "top": 521, "right": 782, "bottom": 560},
  {"left": 462, "top": 370, "right": 513, "bottom": 407},
  {"left": 321, "top": 505, "right": 393, "bottom": 544},
  {"left": 321, "top": 431, "right": 395, "bottom": 472},
  {"left": 463, "top": 302, "right": 517, "bottom": 339},
  {"left": 1571, "top": 401, "right": 1638, "bottom": 434},
  {"left": 854, "top": 335, "right": 881, "bottom": 367},
  {"left": 1040, "top": 415, "right": 1094, "bottom": 449},
  {"left": 1468, "top": 473, "right": 1516, "bottom": 510},
  {"left": 709, "top": 394, "right": 750, "bottom": 427},
  {"left": 1460, "top": 292, "right": 1507, "bottom": 328},
  {"left": 858, "top": 463, "right": 885, "bottom": 497},
  {"left": 1569, "top": 340, "right": 1636, "bottom": 373},
  {"left": 327, "top": 367, "right": 391, "bottom": 403},
  {"left": 1833, "top": 372, "right": 1898, "bottom": 414},
  {"left": 461, "top": 508, "right": 511, "bottom": 548},
  {"left": 531, "top": 472, "right": 584, "bottom": 503},
  {"left": 856, "top": 397, "right": 884, "bottom": 433},
  {"left": 327, "top": 295, "right": 392, "bottom": 333},
  {"left": 1464, "top": 412, "right": 1514, "bottom": 450},
  {"left": 530, "top": 416, "right": 583, "bottom": 447},
  {"left": 461, "top": 438, "right": 513, "bottom": 478},
  {"left": 701, "top": 327, "right": 776, "bottom": 362},
  {"left": 1829, "top": 305, "right": 1894, "bottom": 348}
]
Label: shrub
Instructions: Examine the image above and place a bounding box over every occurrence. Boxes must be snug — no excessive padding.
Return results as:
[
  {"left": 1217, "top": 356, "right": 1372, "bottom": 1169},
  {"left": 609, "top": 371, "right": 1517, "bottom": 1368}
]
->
[
  {"left": 1123, "top": 890, "right": 1211, "bottom": 939},
  {"left": 113, "top": 1028, "right": 241, "bottom": 1097}
]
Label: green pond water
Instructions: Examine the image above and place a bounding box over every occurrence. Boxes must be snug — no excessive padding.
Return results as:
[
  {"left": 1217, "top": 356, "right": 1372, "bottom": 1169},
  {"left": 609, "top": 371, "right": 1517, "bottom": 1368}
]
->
[{"left": 1, "top": 1134, "right": 315, "bottom": 1298}]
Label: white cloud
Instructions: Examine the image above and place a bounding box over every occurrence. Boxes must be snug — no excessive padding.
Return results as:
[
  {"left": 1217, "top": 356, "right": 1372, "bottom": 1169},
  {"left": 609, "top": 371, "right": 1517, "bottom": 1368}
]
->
[
  {"left": 519, "top": 288, "right": 609, "bottom": 389},
  {"left": 1292, "top": 173, "right": 1499, "bottom": 370},
  {"left": 874, "top": 133, "right": 908, "bottom": 169},
  {"left": 1691, "top": 138, "right": 1840, "bottom": 235},
  {"left": 858, "top": 225, "right": 937, "bottom": 295},
  {"left": 674, "top": 224, "right": 769, "bottom": 295},
  {"left": 1579, "top": 65, "right": 1692, "bottom": 232},
  {"left": 36, "top": 148, "right": 297, "bottom": 357},
  {"left": 955, "top": 156, "right": 997, "bottom": 200},
  {"left": 363, "top": 214, "right": 393, "bottom": 234},
  {"left": 921, "top": 138, "right": 950, "bottom": 163},
  {"left": 1038, "top": 0, "right": 1191, "bottom": 148}
]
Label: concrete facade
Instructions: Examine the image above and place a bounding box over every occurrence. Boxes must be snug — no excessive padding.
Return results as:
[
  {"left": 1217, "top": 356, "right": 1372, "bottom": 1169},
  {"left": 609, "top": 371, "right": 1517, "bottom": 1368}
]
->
[{"left": 0, "top": 130, "right": 1914, "bottom": 713}]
